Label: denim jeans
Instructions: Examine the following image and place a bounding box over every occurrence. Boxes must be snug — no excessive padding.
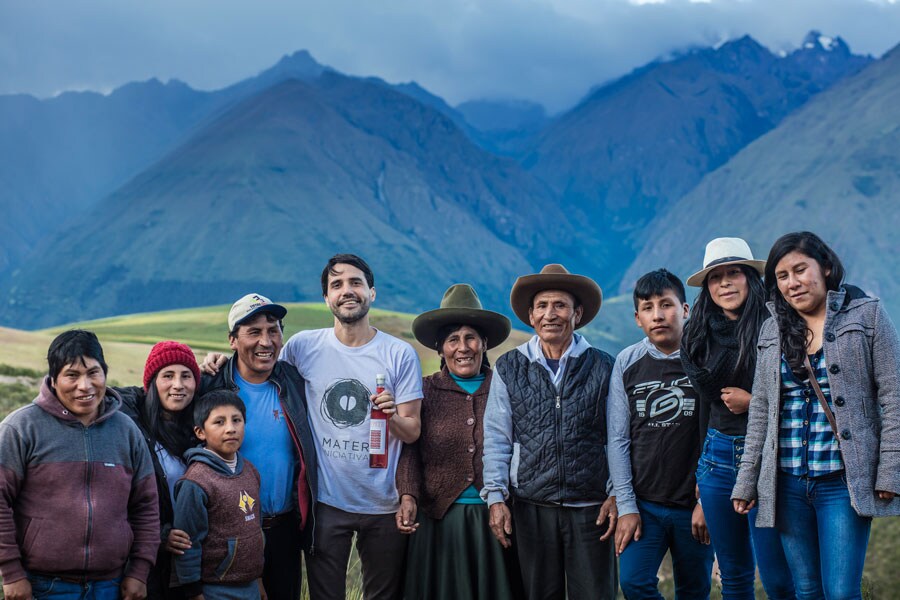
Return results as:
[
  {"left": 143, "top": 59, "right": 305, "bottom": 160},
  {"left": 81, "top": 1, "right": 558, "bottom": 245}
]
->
[
  {"left": 619, "top": 499, "right": 714, "bottom": 600},
  {"left": 28, "top": 575, "right": 121, "bottom": 600},
  {"left": 776, "top": 471, "right": 871, "bottom": 600},
  {"left": 697, "top": 429, "right": 795, "bottom": 599}
]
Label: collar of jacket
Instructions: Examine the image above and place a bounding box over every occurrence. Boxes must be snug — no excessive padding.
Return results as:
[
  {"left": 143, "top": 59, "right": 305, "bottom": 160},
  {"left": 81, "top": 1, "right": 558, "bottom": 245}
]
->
[
  {"left": 765, "top": 284, "right": 870, "bottom": 319},
  {"left": 429, "top": 365, "right": 492, "bottom": 394},
  {"left": 224, "top": 353, "right": 285, "bottom": 389},
  {"left": 519, "top": 332, "right": 590, "bottom": 363}
]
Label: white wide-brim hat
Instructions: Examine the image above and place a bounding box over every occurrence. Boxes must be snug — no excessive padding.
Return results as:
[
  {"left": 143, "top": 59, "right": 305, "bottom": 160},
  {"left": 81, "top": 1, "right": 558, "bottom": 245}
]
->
[{"left": 686, "top": 237, "right": 766, "bottom": 287}]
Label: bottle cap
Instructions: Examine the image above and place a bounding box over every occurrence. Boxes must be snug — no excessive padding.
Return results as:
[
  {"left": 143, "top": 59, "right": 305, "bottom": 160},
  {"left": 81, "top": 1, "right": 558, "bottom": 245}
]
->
[{"left": 376, "top": 374, "right": 386, "bottom": 385}]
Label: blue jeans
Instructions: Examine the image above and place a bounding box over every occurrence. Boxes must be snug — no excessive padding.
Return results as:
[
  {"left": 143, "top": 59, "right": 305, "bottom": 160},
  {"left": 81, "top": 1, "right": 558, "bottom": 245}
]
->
[
  {"left": 697, "top": 429, "right": 795, "bottom": 599},
  {"left": 776, "top": 471, "right": 871, "bottom": 600},
  {"left": 619, "top": 499, "right": 714, "bottom": 599},
  {"left": 28, "top": 575, "right": 121, "bottom": 600}
]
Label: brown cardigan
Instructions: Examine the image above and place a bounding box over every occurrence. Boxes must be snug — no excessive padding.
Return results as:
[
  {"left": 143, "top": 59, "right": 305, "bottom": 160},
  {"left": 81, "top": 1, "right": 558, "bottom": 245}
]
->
[{"left": 396, "top": 367, "right": 490, "bottom": 520}]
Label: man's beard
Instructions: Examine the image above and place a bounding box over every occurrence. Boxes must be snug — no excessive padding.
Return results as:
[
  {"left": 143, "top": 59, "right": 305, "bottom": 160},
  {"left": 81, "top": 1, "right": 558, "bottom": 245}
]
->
[{"left": 331, "top": 298, "right": 370, "bottom": 324}]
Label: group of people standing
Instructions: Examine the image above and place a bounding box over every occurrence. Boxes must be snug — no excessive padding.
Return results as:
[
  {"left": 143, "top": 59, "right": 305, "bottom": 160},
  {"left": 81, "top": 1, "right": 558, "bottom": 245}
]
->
[{"left": 1, "top": 232, "right": 898, "bottom": 600}]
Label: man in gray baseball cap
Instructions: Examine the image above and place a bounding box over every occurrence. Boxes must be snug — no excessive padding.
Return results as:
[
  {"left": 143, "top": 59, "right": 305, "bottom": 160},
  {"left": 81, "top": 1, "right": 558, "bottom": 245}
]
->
[{"left": 200, "top": 293, "right": 318, "bottom": 600}]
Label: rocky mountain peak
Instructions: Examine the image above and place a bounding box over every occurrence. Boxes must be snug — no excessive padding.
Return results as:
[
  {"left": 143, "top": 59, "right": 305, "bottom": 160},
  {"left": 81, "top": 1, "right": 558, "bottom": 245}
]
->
[{"left": 801, "top": 30, "right": 849, "bottom": 54}]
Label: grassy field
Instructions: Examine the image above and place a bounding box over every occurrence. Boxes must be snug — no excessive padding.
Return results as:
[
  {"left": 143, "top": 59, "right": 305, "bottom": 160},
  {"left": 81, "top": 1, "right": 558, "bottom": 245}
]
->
[
  {"left": 0, "top": 302, "right": 532, "bottom": 390},
  {"left": 1, "top": 303, "right": 898, "bottom": 598}
]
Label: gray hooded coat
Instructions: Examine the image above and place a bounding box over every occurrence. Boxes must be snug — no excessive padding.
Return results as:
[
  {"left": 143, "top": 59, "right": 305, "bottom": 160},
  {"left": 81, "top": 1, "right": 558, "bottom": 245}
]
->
[{"left": 732, "top": 287, "right": 900, "bottom": 527}]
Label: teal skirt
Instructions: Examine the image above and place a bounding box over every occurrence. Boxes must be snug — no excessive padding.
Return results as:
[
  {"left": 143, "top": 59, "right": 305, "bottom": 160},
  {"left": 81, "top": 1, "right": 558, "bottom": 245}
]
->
[{"left": 403, "top": 502, "right": 524, "bottom": 600}]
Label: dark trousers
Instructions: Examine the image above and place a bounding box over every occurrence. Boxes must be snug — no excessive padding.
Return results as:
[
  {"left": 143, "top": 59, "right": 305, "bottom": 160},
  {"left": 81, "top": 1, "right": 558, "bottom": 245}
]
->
[
  {"left": 305, "top": 502, "right": 407, "bottom": 600},
  {"left": 261, "top": 511, "right": 303, "bottom": 600},
  {"left": 512, "top": 500, "right": 617, "bottom": 600}
]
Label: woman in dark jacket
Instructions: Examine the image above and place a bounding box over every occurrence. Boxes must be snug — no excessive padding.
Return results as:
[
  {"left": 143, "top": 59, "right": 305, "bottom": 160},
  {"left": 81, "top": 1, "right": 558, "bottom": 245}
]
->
[
  {"left": 118, "top": 341, "right": 202, "bottom": 600},
  {"left": 681, "top": 238, "right": 794, "bottom": 600},
  {"left": 396, "top": 284, "right": 522, "bottom": 600}
]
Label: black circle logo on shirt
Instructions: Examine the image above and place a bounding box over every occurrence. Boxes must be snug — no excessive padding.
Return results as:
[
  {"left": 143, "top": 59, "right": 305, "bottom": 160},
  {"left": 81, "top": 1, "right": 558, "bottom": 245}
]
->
[
  {"left": 322, "top": 378, "right": 370, "bottom": 428},
  {"left": 646, "top": 386, "right": 686, "bottom": 423}
]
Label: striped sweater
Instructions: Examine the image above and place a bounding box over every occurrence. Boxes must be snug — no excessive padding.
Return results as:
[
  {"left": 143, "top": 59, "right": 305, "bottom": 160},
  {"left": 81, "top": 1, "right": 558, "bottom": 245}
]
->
[{"left": 0, "top": 379, "right": 160, "bottom": 584}]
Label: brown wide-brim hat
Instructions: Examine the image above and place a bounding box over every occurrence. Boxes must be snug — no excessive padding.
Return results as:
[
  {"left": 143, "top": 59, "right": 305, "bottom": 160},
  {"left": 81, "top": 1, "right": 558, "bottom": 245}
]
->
[
  {"left": 509, "top": 264, "right": 602, "bottom": 329},
  {"left": 413, "top": 284, "right": 512, "bottom": 350}
]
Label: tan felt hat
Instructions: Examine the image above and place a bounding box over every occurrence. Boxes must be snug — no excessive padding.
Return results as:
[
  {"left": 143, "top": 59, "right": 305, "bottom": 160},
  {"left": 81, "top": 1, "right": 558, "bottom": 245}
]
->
[{"left": 509, "top": 264, "right": 602, "bottom": 329}]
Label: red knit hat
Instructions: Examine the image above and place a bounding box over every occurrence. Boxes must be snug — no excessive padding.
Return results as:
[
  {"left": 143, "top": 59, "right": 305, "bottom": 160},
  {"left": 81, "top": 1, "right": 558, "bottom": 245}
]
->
[{"left": 143, "top": 341, "right": 201, "bottom": 391}]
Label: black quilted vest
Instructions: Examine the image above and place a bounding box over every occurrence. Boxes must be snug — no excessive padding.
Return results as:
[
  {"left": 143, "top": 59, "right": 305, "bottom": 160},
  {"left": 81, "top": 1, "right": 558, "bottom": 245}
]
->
[{"left": 496, "top": 346, "right": 614, "bottom": 504}]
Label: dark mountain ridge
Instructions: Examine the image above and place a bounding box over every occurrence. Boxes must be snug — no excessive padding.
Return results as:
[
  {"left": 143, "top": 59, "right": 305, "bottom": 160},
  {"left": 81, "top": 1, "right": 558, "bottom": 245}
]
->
[
  {"left": 620, "top": 42, "right": 900, "bottom": 323},
  {"left": 0, "top": 33, "right": 883, "bottom": 331},
  {"left": 522, "top": 33, "right": 871, "bottom": 287},
  {"left": 0, "top": 73, "right": 596, "bottom": 329}
]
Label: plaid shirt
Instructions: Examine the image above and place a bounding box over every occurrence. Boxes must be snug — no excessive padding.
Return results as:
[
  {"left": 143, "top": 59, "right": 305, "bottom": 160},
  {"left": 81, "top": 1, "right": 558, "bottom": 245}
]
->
[{"left": 778, "top": 349, "right": 844, "bottom": 477}]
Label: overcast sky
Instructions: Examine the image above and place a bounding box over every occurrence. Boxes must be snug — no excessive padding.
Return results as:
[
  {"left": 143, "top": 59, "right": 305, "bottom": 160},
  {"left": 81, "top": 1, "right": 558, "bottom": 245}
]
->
[{"left": 2, "top": 0, "right": 899, "bottom": 112}]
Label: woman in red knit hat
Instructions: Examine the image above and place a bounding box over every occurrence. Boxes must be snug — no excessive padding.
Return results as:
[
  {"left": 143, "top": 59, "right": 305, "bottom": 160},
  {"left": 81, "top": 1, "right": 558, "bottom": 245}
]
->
[{"left": 116, "top": 340, "right": 202, "bottom": 600}]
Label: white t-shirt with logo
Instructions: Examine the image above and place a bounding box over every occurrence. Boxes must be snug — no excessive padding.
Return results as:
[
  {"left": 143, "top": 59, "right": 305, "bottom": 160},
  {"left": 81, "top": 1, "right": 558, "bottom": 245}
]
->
[{"left": 281, "top": 328, "right": 423, "bottom": 514}]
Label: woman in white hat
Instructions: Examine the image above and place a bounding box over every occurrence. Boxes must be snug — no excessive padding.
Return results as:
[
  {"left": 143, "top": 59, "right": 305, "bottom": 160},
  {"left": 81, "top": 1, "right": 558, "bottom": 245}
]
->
[
  {"left": 395, "top": 284, "right": 523, "bottom": 600},
  {"left": 681, "top": 238, "right": 795, "bottom": 599}
]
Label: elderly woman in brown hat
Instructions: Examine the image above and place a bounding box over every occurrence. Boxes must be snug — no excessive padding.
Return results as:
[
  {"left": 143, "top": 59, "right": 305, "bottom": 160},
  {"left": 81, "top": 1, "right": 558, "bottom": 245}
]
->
[{"left": 395, "top": 284, "right": 523, "bottom": 600}]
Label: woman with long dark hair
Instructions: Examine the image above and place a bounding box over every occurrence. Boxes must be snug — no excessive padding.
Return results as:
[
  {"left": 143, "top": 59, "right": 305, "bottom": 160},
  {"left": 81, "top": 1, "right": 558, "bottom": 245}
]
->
[
  {"left": 682, "top": 238, "right": 794, "bottom": 599},
  {"left": 118, "top": 341, "right": 202, "bottom": 600},
  {"left": 732, "top": 232, "right": 900, "bottom": 599}
]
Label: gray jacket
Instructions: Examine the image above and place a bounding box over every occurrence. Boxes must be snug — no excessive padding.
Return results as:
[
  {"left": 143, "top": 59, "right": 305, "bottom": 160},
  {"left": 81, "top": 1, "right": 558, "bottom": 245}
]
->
[{"left": 732, "top": 287, "right": 900, "bottom": 526}]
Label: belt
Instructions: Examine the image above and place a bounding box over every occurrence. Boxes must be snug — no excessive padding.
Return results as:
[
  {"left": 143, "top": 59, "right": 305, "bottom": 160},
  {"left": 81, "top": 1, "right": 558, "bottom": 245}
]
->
[
  {"left": 262, "top": 511, "right": 296, "bottom": 528},
  {"left": 29, "top": 573, "right": 98, "bottom": 584}
]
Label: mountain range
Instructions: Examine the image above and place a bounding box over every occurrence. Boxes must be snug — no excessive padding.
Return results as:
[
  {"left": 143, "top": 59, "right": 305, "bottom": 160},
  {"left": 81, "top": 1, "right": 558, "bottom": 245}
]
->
[
  {"left": 622, "top": 42, "right": 900, "bottom": 301},
  {"left": 523, "top": 32, "right": 871, "bottom": 284},
  {"left": 2, "top": 31, "right": 895, "bottom": 345}
]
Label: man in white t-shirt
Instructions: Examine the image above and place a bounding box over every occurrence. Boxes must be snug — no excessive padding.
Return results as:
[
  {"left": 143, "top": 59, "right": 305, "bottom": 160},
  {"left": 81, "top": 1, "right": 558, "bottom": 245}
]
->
[{"left": 280, "top": 253, "right": 423, "bottom": 600}]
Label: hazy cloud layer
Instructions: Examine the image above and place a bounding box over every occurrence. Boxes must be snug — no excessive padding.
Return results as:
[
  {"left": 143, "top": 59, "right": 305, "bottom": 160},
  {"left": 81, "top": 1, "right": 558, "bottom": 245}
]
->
[{"left": 2, "top": 0, "right": 899, "bottom": 111}]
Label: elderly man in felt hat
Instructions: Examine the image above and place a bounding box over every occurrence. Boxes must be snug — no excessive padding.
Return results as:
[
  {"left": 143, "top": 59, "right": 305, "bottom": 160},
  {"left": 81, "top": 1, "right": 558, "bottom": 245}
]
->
[{"left": 481, "top": 264, "right": 618, "bottom": 600}]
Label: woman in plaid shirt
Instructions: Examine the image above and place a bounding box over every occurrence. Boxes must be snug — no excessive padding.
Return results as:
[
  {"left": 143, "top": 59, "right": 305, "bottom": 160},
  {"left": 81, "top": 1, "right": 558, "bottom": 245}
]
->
[{"left": 732, "top": 231, "right": 900, "bottom": 600}]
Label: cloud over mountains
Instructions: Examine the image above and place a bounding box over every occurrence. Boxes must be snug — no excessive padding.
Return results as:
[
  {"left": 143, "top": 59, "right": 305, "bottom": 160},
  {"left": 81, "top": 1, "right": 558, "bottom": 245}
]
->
[{"left": 3, "top": 0, "right": 899, "bottom": 111}]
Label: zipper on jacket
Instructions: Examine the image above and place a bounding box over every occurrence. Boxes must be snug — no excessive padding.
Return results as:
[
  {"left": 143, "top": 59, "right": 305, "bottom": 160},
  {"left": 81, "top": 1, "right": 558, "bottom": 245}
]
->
[
  {"left": 554, "top": 370, "right": 568, "bottom": 500},
  {"left": 83, "top": 427, "right": 94, "bottom": 572},
  {"left": 272, "top": 378, "right": 317, "bottom": 556}
]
